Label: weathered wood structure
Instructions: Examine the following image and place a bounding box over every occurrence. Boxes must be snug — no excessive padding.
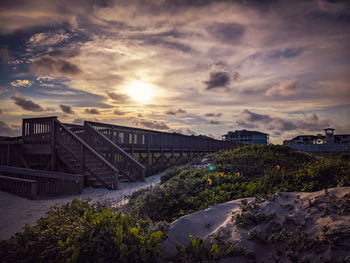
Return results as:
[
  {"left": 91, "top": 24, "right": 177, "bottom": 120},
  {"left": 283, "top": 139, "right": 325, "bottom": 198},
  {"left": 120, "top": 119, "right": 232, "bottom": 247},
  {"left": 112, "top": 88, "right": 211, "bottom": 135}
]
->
[{"left": 0, "top": 116, "right": 241, "bottom": 197}]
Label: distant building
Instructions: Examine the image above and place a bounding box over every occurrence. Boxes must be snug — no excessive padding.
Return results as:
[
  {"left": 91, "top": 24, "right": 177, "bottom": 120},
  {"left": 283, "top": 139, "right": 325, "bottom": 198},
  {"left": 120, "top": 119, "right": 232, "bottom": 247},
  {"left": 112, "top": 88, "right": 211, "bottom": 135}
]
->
[
  {"left": 222, "top": 130, "right": 269, "bottom": 145},
  {"left": 283, "top": 128, "right": 350, "bottom": 152}
]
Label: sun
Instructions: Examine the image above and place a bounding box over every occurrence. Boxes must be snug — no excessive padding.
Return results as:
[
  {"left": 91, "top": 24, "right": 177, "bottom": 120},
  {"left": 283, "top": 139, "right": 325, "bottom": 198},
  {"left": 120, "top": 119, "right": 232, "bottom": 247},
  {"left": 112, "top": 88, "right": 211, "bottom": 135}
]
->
[{"left": 126, "top": 80, "right": 154, "bottom": 103}]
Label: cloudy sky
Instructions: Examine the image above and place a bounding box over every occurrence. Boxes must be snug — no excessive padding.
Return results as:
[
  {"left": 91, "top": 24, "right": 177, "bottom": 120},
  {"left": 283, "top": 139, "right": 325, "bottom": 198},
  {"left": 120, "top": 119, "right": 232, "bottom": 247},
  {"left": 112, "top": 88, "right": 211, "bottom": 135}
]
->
[{"left": 0, "top": 0, "right": 349, "bottom": 143}]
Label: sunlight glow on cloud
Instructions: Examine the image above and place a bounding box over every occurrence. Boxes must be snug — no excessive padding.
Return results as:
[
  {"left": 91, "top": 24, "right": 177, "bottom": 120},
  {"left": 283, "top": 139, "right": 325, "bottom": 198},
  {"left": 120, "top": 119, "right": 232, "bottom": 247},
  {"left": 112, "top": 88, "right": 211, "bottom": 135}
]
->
[
  {"left": 10, "top": 80, "right": 33, "bottom": 87},
  {"left": 125, "top": 80, "right": 155, "bottom": 103}
]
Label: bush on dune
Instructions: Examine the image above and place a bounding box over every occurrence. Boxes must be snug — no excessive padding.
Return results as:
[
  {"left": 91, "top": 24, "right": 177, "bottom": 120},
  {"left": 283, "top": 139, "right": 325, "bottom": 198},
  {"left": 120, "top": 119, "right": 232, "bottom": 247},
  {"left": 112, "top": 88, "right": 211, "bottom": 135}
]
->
[
  {"left": 0, "top": 199, "right": 163, "bottom": 263},
  {"left": 126, "top": 145, "right": 350, "bottom": 222}
]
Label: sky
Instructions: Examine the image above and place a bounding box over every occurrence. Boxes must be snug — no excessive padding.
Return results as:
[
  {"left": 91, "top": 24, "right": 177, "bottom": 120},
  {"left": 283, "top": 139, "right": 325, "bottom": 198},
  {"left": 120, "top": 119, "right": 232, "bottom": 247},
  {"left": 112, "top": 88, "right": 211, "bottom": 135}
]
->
[{"left": 0, "top": 0, "right": 349, "bottom": 143}]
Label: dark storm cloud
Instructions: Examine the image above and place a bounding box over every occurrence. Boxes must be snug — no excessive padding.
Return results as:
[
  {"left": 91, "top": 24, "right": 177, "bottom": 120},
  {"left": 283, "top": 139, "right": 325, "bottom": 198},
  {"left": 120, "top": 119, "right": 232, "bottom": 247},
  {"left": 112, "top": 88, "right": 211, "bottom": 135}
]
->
[
  {"left": 204, "top": 71, "right": 231, "bottom": 90},
  {"left": 166, "top": 109, "right": 176, "bottom": 115},
  {"left": 31, "top": 55, "right": 81, "bottom": 76},
  {"left": 11, "top": 95, "right": 43, "bottom": 112},
  {"left": 59, "top": 104, "right": 74, "bottom": 114},
  {"left": 123, "top": 0, "right": 280, "bottom": 15},
  {"left": 241, "top": 109, "right": 272, "bottom": 122},
  {"left": 113, "top": 109, "right": 127, "bottom": 116},
  {"left": 85, "top": 108, "right": 100, "bottom": 114},
  {"left": 232, "top": 72, "right": 242, "bottom": 81},
  {"left": 0, "top": 121, "right": 20, "bottom": 136},
  {"left": 236, "top": 120, "right": 259, "bottom": 129},
  {"left": 207, "top": 23, "right": 245, "bottom": 43},
  {"left": 236, "top": 110, "right": 330, "bottom": 133},
  {"left": 209, "top": 120, "right": 220, "bottom": 125},
  {"left": 132, "top": 30, "right": 192, "bottom": 53},
  {"left": 153, "top": 39, "right": 192, "bottom": 53},
  {"left": 269, "top": 47, "right": 304, "bottom": 59},
  {"left": 238, "top": 109, "right": 296, "bottom": 131},
  {"left": 267, "top": 118, "right": 297, "bottom": 131},
  {"left": 47, "top": 46, "right": 81, "bottom": 59},
  {"left": 308, "top": 1, "right": 350, "bottom": 24},
  {"left": 296, "top": 113, "right": 330, "bottom": 132},
  {"left": 205, "top": 113, "right": 222, "bottom": 117},
  {"left": 133, "top": 119, "right": 169, "bottom": 130},
  {"left": 0, "top": 47, "right": 11, "bottom": 64},
  {"left": 0, "top": 0, "right": 113, "bottom": 11},
  {"left": 0, "top": 109, "right": 2, "bottom": 114},
  {"left": 73, "top": 118, "right": 84, "bottom": 125},
  {"left": 166, "top": 108, "right": 187, "bottom": 115},
  {"left": 106, "top": 91, "right": 129, "bottom": 103},
  {"left": 170, "top": 127, "right": 196, "bottom": 135}
]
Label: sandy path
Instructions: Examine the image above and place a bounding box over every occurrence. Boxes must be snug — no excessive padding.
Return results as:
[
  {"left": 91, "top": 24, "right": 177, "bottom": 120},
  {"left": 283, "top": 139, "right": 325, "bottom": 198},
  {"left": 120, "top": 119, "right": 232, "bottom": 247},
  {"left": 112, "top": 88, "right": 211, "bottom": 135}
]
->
[{"left": 0, "top": 169, "right": 166, "bottom": 240}]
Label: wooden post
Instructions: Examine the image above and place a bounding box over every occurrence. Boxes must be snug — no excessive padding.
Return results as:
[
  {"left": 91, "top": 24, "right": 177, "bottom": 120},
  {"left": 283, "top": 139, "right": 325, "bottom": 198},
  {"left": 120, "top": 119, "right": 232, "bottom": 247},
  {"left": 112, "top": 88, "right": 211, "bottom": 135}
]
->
[
  {"left": 22, "top": 119, "right": 25, "bottom": 142},
  {"left": 29, "top": 181, "right": 38, "bottom": 200},
  {"left": 81, "top": 144, "right": 85, "bottom": 176},
  {"left": 161, "top": 133, "right": 164, "bottom": 165},
  {"left": 180, "top": 135, "right": 183, "bottom": 159},
  {"left": 50, "top": 117, "right": 57, "bottom": 171},
  {"left": 171, "top": 135, "right": 174, "bottom": 163},
  {"left": 29, "top": 120, "right": 34, "bottom": 143},
  {"left": 6, "top": 144, "right": 10, "bottom": 165},
  {"left": 131, "top": 128, "right": 134, "bottom": 158},
  {"left": 147, "top": 131, "right": 150, "bottom": 167},
  {"left": 113, "top": 170, "right": 118, "bottom": 190}
]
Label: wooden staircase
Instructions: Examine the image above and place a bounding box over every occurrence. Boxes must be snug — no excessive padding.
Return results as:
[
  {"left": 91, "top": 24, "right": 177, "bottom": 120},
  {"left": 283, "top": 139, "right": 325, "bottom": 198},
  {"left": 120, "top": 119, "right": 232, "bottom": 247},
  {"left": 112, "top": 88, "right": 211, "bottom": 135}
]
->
[
  {"left": 11, "top": 115, "right": 240, "bottom": 192},
  {"left": 54, "top": 119, "right": 120, "bottom": 189},
  {"left": 84, "top": 122, "right": 145, "bottom": 182}
]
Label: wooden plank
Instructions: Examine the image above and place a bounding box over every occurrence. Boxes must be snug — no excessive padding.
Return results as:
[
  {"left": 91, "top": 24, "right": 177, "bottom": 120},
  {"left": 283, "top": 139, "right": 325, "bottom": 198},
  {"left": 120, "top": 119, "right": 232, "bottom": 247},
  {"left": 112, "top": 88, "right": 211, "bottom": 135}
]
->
[
  {"left": 51, "top": 117, "right": 56, "bottom": 171},
  {"left": 23, "top": 144, "right": 52, "bottom": 155},
  {"left": 0, "top": 175, "right": 38, "bottom": 199},
  {"left": 0, "top": 165, "right": 83, "bottom": 182}
]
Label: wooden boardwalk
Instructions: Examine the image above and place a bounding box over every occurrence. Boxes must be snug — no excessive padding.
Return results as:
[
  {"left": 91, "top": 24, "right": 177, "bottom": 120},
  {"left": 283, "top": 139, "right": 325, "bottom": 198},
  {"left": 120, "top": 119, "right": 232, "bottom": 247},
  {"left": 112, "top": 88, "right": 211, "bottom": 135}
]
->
[{"left": 0, "top": 116, "right": 240, "bottom": 196}]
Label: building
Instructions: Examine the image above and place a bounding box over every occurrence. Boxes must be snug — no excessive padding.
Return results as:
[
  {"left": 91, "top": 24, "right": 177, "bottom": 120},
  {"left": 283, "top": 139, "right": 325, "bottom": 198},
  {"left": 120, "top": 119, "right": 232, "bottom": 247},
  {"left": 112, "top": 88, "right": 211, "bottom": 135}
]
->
[
  {"left": 283, "top": 128, "right": 350, "bottom": 152},
  {"left": 222, "top": 130, "right": 269, "bottom": 145}
]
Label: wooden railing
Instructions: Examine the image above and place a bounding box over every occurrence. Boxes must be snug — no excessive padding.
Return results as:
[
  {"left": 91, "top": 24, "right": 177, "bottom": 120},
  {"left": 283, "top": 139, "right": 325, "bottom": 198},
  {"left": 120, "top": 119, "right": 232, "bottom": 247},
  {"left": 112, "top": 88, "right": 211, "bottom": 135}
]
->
[
  {"left": 63, "top": 123, "right": 86, "bottom": 139},
  {"left": 0, "top": 142, "right": 22, "bottom": 166},
  {"left": 54, "top": 120, "right": 119, "bottom": 189},
  {"left": 85, "top": 122, "right": 145, "bottom": 182},
  {"left": 85, "top": 121, "right": 238, "bottom": 152},
  {"left": 22, "top": 116, "right": 56, "bottom": 144},
  {"left": 0, "top": 165, "right": 83, "bottom": 195},
  {"left": 0, "top": 175, "right": 37, "bottom": 199}
]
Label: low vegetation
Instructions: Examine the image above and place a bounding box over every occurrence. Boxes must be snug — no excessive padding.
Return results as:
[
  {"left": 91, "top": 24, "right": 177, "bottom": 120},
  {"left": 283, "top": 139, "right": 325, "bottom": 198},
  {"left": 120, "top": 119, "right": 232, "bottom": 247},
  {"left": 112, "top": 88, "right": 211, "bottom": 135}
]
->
[
  {"left": 0, "top": 199, "right": 163, "bottom": 263},
  {"left": 170, "top": 235, "right": 247, "bottom": 263},
  {"left": 126, "top": 145, "right": 350, "bottom": 222}
]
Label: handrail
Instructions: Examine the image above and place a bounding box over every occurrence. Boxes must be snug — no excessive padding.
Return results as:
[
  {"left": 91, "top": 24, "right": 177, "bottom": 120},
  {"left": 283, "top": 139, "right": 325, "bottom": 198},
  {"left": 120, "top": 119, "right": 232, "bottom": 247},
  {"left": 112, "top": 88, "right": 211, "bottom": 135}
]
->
[
  {"left": 85, "top": 122, "right": 144, "bottom": 168},
  {"left": 23, "top": 116, "right": 57, "bottom": 121},
  {"left": 87, "top": 121, "right": 216, "bottom": 139},
  {"left": 54, "top": 120, "right": 119, "bottom": 174},
  {"left": 85, "top": 122, "right": 145, "bottom": 181},
  {"left": 85, "top": 121, "right": 239, "bottom": 147}
]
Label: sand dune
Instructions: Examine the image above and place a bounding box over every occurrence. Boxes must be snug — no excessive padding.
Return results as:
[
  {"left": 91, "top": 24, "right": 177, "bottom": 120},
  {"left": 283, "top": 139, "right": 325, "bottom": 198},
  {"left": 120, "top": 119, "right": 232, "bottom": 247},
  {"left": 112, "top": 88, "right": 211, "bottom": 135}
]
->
[{"left": 162, "top": 187, "right": 350, "bottom": 262}]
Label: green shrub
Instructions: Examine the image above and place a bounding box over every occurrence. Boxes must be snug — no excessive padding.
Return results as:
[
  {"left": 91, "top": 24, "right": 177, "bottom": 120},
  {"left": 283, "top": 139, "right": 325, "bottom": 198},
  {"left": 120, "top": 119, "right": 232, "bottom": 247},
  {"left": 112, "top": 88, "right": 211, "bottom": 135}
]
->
[
  {"left": 160, "top": 166, "right": 182, "bottom": 183},
  {"left": 126, "top": 145, "right": 350, "bottom": 222},
  {"left": 169, "top": 235, "right": 244, "bottom": 262},
  {"left": 0, "top": 199, "right": 163, "bottom": 263}
]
